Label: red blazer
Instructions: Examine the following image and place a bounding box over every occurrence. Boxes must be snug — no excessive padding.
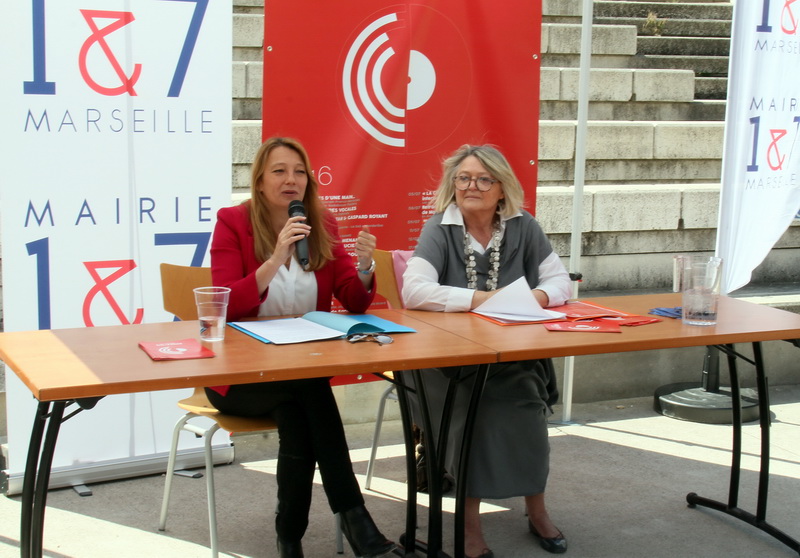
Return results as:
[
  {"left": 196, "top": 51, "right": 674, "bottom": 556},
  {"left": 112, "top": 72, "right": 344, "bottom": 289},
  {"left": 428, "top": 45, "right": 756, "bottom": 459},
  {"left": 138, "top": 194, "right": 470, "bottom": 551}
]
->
[
  {"left": 208, "top": 202, "right": 376, "bottom": 396},
  {"left": 210, "top": 202, "right": 375, "bottom": 321}
]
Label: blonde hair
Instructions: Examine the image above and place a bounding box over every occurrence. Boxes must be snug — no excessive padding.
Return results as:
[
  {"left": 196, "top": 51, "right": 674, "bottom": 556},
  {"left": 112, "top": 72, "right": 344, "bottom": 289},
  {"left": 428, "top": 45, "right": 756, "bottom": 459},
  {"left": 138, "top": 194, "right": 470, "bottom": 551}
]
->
[
  {"left": 431, "top": 144, "right": 525, "bottom": 218},
  {"left": 248, "top": 137, "right": 333, "bottom": 269}
]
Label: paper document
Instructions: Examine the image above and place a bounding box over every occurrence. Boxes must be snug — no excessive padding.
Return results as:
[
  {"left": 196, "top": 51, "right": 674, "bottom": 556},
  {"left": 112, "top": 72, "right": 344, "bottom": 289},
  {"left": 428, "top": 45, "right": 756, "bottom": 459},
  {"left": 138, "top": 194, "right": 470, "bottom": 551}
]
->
[{"left": 471, "top": 277, "right": 566, "bottom": 323}]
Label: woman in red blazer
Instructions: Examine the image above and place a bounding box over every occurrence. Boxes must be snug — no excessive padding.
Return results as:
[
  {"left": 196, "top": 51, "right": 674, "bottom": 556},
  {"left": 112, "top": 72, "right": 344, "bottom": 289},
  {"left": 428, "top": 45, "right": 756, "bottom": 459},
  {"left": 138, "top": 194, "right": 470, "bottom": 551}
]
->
[{"left": 207, "top": 137, "right": 394, "bottom": 558}]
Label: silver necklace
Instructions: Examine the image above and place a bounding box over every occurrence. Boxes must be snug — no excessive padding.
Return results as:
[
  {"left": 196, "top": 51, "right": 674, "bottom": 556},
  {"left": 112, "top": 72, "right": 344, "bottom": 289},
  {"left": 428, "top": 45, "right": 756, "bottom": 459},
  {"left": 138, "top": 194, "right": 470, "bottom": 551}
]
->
[{"left": 464, "top": 224, "right": 502, "bottom": 290}]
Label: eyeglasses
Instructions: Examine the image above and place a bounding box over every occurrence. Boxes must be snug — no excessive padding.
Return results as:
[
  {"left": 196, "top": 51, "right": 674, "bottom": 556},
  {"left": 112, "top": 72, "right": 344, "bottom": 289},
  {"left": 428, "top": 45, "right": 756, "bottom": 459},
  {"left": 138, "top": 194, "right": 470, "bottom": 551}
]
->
[
  {"left": 454, "top": 175, "right": 498, "bottom": 191},
  {"left": 346, "top": 332, "right": 394, "bottom": 345}
]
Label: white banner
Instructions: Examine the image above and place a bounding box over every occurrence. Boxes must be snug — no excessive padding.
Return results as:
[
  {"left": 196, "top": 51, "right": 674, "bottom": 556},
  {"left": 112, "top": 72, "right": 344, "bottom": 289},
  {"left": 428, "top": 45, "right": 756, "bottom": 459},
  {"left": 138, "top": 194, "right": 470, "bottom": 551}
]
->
[
  {"left": 0, "top": 0, "right": 231, "bottom": 486},
  {"left": 716, "top": 1, "right": 800, "bottom": 293}
]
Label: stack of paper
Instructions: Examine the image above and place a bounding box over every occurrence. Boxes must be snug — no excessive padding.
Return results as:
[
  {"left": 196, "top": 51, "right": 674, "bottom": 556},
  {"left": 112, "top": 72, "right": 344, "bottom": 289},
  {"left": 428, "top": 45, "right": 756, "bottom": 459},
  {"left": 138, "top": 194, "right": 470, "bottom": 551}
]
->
[{"left": 471, "top": 277, "right": 566, "bottom": 324}]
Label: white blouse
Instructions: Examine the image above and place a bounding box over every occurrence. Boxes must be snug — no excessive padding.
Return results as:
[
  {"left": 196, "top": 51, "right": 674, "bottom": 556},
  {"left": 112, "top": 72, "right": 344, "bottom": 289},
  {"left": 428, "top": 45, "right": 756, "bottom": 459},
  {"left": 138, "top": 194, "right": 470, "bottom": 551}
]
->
[{"left": 258, "top": 256, "right": 318, "bottom": 316}]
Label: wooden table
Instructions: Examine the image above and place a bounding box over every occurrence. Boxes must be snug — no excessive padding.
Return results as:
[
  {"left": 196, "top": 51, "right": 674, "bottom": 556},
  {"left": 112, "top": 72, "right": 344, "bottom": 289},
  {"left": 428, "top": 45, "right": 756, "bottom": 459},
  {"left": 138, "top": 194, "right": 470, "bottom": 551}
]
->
[
  {"left": 0, "top": 309, "right": 496, "bottom": 558},
  {"left": 4, "top": 295, "right": 799, "bottom": 558},
  {"left": 401, "top": 293, "right": 800, "bottom": 557}
]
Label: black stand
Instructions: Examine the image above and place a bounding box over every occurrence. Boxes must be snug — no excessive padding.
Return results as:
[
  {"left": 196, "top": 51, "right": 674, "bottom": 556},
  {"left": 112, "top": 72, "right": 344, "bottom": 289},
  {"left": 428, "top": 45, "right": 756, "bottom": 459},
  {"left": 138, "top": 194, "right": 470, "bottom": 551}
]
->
[
  {"left": 394, "top": 364, "right": 491, "bottom": 558},
  {"left": 685, "top": 342, "right": 799, "bottom": 554},
  {"left": 20, "top": 398, "right": 102, "bottom": 558},
  {"left": 654, "top": 346, "right": 760, "bottom": 424}
]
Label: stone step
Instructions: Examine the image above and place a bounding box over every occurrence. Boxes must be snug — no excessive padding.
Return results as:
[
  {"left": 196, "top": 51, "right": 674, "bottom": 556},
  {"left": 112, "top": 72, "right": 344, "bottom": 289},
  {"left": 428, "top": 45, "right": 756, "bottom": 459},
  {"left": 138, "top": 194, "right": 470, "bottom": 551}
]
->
[
  {"left": 538, "top": 158, "right": 722, "bottom": 187},
  {"left": 542, "top": 0, "right": 583, "bottom": 20},
  {"left": 542, "top": 23, "right": 638, "bottom": 56},
  {"left": 543, "top": 0, "right": 734, "bottom": 22},
  {"left": 541, "top": 68, "right": 696, "bottom": 103},
  {"left": 233, "top": 0, "right": 263, "bottom": 14},
  {"left": 595, "top": 16, "right": 731, "bottom": 37},
  {"left": 537, "top": 183, "right": 722, "bottom": 236},
  {"left": 540, "top": 99, "right": 726, "bottom": 121},
  {"left": 637, "top": 35, "right": 730, "bottom": 56},
  {"left": 233, "top": 13, "right": 263, "bottom": 62},
  {"left": 618, "top": 0, "right": 731, "bottom": 3},
  {"left": 694, "top": 77, "right": 728, "bottom": 101},
  {"left": 628, "top": 54, "right": 729, "bottom": 76},
  {"left": 538, "top": 120, "right": 723, "bottom": 186},
  {"left": 594, "top": 1, "right": 733, "bottom": 21}
]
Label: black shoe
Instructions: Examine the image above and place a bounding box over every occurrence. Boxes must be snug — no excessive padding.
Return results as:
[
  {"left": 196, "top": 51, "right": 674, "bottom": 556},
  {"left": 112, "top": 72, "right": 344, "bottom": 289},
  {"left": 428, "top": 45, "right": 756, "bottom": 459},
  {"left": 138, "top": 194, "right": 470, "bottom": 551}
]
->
[
  {"left": 466, "top": 548, "right": 494, "bottom": 558},
  {"left": 339, "top": 505, "right": 397, "bottom": 557},
  {"left": 528, "top": 520, "right": 567, "bottom": 554},
  {"left": 277, "top": 538, "right": 304, "bottom": 558}
]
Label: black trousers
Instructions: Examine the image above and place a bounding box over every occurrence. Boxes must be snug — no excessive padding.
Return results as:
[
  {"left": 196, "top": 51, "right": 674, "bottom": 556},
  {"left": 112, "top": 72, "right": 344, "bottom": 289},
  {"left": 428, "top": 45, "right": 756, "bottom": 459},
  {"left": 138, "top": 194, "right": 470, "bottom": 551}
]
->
[{"left": 206, "top": 377, "right": 363, "bottom": 541}]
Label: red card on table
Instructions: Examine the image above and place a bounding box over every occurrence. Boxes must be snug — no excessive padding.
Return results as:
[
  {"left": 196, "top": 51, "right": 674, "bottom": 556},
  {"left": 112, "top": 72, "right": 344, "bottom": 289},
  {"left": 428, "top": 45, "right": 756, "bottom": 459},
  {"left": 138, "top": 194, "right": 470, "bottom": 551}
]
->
[
  {"left": 544, "top": 320, "right": 622, "bottom": 333},
  {"left": 598, "top": 315, "right": 662, "bottom": 327},
  {"left": 138, "top": 339, "right": 215, "bottom": 361}
]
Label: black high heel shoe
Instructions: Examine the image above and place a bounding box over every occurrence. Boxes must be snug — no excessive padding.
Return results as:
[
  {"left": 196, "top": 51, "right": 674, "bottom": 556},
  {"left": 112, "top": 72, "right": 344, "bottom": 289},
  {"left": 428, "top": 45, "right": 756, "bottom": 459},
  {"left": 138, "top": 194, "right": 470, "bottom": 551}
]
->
[
  {"left": 340, "top": 505, "right": 397, "bottom": 557},
  {"left": 276, "top": 538, "right": 304, "bottom": 558},
  {"left": 528, "top": 519, "right": 567, "bottom": 554}
]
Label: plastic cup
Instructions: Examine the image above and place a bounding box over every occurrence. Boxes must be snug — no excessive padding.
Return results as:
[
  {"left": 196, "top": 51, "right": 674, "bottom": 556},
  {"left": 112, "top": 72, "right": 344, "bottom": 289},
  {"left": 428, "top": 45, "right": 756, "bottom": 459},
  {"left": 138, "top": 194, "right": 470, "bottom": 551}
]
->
[
  {"left": 673, "top": 255, "right": 723, "bottom": 326},
  {"left": 193, "top": 287, "right": 231, "bottom": 341}
]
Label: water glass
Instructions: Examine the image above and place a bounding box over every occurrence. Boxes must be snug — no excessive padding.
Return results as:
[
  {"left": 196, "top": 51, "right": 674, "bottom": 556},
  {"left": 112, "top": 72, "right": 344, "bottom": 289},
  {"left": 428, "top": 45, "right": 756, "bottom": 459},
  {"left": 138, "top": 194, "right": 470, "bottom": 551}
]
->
[
  {"left": 193, "top": 286, "right": 231, "bottom": 341},
  {"left": 673, "top": 255, "right": 723, "bottom": 326}
]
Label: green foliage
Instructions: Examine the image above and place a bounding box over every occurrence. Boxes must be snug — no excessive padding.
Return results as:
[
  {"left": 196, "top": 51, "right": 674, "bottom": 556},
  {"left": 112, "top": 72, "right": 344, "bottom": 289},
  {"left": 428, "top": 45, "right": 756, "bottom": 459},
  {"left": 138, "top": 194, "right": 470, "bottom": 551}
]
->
[{"left": 642, "top": 11, "right": 667, "bottom": 36}]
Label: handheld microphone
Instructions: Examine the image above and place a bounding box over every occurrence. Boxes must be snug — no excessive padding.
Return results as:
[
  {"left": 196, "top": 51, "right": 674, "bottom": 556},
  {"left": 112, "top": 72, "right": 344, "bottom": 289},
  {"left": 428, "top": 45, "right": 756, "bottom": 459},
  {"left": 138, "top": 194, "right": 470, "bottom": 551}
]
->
[{"left": 288, "top": 200, "right": 310, "bottom": 269}]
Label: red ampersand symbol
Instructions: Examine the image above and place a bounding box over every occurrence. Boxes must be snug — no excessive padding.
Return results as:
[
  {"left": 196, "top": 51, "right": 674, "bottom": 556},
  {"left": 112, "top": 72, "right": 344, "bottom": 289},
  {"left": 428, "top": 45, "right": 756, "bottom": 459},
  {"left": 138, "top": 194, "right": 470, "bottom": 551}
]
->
[
  {"left": 82, "top": 260, "right": 145, "bottom": 327},
  {"left": 78, "top": 10, "right": 142, "bottom": 96},
  {"left": 767, "top": 129, "right": 788, "bottom": 170},
  {"left": 783, "top": 0, "right": 799, "bottom": 34}
]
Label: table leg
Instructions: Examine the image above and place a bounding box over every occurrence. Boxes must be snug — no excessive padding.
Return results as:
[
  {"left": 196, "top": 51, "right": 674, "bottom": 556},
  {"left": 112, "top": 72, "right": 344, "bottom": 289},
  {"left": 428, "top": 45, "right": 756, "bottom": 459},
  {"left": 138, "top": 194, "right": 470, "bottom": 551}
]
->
[
  {"left": 394, "top": 372, "right": 421, "bottom": 556},
  {"left": 413, "top": 368, "right": 450, "bottom": 557},
  {"left": 20, "top": 402, "right": 50, "bottom": 558},
  {"left": 453, "top": 364, "right": 490, "bottom": 558},
  {"left": 20, "top": 400, "right": 66, "bottom": 558},
  {"left": 686, "top": 342, "right": 800, "bottom": 554},
  {"left": 399, "top": 365, "right": 490, "bottom": 558}
]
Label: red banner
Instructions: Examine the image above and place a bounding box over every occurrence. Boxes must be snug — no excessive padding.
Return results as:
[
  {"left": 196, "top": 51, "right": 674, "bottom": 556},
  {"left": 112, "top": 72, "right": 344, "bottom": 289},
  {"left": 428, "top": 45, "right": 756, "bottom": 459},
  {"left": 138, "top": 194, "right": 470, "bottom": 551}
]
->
[{"left": 263, "top": 1, "right": 541, "bottom": 251}]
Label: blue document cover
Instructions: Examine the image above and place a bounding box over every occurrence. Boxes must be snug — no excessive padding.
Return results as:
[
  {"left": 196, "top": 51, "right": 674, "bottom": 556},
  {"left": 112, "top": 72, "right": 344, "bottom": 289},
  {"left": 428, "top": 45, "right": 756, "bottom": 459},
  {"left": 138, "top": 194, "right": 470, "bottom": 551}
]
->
[{"left": 229, "top": 312, "right": 415, "bottom": 344}]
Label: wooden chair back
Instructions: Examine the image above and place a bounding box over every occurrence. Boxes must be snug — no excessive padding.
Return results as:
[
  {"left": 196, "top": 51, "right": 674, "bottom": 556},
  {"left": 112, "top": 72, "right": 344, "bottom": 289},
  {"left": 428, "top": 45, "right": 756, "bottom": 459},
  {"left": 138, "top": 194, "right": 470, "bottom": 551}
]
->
[
  {"left": 160, "top": 263, "right": 212, "bottom": 321},
  {"left": 374, "top": 249, "right": 413, "bottom": 309},
  {"left": 158, "top": 262, "right": 275, "bottom": 430}
]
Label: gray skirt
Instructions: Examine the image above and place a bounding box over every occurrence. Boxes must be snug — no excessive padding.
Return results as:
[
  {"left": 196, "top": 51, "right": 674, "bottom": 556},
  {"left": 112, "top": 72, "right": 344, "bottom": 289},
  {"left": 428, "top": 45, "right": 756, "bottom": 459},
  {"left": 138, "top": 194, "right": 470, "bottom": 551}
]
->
[{"left": 403, "top": 359, "right": 555, "bottom": 499}]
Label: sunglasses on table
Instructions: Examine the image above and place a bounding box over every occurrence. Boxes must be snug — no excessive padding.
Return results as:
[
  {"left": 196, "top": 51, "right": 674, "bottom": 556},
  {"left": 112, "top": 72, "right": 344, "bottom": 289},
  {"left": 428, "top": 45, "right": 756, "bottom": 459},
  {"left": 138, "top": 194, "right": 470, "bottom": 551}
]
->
[{"left": 346, "top": 333, "right": 394, "bottom": 345}]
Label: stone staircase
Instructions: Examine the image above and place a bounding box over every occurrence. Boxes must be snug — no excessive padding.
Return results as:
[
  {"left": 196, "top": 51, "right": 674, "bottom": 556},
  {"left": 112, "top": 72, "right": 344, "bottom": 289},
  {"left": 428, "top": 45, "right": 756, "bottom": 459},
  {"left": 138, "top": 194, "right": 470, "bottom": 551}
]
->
[{"left": 541, "top": 0, "right": 732, "bottom": 122}]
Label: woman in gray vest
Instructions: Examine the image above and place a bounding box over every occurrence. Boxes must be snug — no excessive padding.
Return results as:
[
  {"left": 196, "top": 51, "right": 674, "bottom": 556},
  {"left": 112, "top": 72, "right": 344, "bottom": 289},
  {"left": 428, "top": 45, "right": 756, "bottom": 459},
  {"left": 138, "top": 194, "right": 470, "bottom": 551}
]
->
[{"left": 402, "top": 144, "right": 572, "bottom": 558}]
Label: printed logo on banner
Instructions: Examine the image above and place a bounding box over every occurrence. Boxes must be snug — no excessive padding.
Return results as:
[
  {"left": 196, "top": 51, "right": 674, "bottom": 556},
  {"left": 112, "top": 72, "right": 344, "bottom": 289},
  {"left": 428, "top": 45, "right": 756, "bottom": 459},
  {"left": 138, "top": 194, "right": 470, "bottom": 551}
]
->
[
  {"left": 716, "top": 0, "right": 800, "bottom": 293},
  {"left": 1, "top": 0, "right": 231, "bottom": 479},
  {"left": 744, "top": 0, "right": 800, "bottom": 191},
  {"left": 263, "top": 0, "right": 541, "bottom": 255},
  {"left": 4, "top": 0, "right": 229, "bottom": 331},
  {"left": 24, "top": 0, "right": 208, "bottom": 98},
  {"left": 338, "top": 6, "right": 472, "bottom": 153}
]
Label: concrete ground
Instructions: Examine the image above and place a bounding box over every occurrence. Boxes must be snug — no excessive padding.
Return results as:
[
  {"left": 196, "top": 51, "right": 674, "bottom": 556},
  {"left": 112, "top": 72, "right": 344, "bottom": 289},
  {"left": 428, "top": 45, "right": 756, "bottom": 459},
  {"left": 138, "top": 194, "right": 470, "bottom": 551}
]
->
[{"left": 1, "top": 385, "right": 799, "bottom": 558}]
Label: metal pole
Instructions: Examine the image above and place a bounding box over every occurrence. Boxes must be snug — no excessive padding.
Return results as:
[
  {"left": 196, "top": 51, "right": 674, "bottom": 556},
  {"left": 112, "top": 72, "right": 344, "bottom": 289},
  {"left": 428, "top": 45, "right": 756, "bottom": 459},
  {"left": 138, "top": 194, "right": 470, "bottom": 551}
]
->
[{"left": 561, "top": 0, "right": 593, "bottom": 423}]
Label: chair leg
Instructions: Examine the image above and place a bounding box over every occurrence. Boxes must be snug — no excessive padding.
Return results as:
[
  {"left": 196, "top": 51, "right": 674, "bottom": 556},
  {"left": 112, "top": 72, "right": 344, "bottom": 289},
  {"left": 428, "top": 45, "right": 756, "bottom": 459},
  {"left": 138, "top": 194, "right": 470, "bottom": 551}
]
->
[
  {"left": 203, "top": 423, "right": 222, "bottom": 558},
  {"left": 159, "top": 412, "right": 194, "bottom": 531},
  {"left": 335, "top": 512, "right": 344, "bottom": 554},
  {"left": 365, "top": 385, "right": 396, "bottom": 490}
]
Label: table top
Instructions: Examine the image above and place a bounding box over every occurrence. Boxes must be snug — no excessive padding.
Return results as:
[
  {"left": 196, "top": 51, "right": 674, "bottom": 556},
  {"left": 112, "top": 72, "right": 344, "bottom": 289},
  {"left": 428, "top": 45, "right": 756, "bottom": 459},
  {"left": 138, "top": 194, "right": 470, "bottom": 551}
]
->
[
  {"left": 0, "top": 310, "right": 495, "bottom": 402},
  {"left": 4, "top": 294, "right": 798, "bottom": 402},
  {"left": 401, "top": 293, "right": 800, "bottom": 362}
]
